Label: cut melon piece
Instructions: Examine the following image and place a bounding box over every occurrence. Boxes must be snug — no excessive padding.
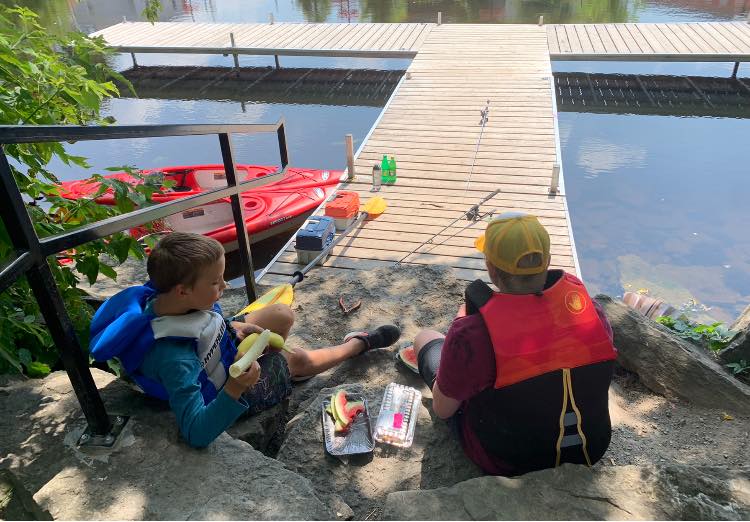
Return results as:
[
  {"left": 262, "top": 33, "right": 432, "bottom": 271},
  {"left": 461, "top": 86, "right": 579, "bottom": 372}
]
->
[
  {"left": 331, "top": 390, "right": 353, "bottom": 432},
  {"left": 343, "top": 400, "right": 364, "bottom": 420},
  {"left": 332, "top": 390, "right": 349, "bottom": 423},
  {"left": 334, "top": 417, "right": 349, "bottom": 433},
  {"left": 398, "top": 345, "right": 419, "bottom": 373}
]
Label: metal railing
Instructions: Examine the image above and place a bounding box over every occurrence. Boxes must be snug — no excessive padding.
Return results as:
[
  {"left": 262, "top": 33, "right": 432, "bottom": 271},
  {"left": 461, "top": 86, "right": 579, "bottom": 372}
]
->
[{"left": 0, "top": 121, "right": 289, "bottom": 441}]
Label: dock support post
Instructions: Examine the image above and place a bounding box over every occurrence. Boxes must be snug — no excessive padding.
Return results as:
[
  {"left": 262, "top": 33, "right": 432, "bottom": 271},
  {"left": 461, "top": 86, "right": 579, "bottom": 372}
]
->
[
  {"left": 269, "top": 12, "right": 275, "bottom": 24},
  {"left": 549, "top": 163, "right": 560, "bottom": 194},
  {"left": 345, "top": 134, "right": 355, "bottom": 180},
  {"left": 732, "top": 61, "right": 740, "bottom": 78},
  {"left": 538, "top": 15, "right": 544, "bottom": 26},
  {"left": 437, "top": 11, "right": 442, "bottom": 25},
  {"left": 229, "top": 32, "right": 240, "bottom": 73},
  {"left": 130, "top": 52, "right": 138, "bottom": 68}
]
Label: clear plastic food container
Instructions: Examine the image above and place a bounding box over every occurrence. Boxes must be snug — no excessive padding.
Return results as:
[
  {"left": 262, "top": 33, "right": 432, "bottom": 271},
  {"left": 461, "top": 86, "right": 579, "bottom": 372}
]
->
[{"left": 373, "top": 383, "right": 421, "bottom": 448}]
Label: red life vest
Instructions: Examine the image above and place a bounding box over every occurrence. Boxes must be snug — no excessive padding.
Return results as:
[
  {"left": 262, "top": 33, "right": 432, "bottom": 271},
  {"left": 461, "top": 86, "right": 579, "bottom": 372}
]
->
[{"left": 479, "top": 272, "right": 616, "bottom": 389}]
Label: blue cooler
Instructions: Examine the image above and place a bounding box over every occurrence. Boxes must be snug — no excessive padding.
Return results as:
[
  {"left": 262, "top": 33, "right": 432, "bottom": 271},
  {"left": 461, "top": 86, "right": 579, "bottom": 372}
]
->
[{"left": 295, "top": 216, "right": 335, "bottom": 265}]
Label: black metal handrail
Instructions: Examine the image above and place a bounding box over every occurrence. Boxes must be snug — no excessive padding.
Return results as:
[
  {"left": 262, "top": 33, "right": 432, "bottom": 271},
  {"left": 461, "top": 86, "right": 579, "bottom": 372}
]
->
[{"left": 0, "top": 121, "right": 290, "bottom": 440}]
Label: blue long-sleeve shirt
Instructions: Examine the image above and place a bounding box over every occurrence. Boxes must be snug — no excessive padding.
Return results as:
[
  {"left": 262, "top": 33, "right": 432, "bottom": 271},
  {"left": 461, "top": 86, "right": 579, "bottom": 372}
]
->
[{"left": 139, "top": 338, "right": 248, "bottom": 448}]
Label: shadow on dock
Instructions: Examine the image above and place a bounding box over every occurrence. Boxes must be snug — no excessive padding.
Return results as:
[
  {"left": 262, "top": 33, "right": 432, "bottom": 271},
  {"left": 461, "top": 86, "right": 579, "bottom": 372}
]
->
[
  {"left": 117, "top": 66, "right": 405, "bottom": 107},
  {"left": 555, "top": 72, "right": 750, "bottom": 118}
]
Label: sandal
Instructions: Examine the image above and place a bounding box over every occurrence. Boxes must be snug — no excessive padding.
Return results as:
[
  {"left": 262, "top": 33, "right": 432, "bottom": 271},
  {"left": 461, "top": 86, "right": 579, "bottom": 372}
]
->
[{"left": 343, "top": 324, "right": 401, "bottom": 353}]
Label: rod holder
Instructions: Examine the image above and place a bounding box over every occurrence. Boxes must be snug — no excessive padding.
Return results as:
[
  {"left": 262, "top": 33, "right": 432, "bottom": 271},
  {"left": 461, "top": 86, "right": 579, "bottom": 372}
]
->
[
  {"left": 549, "top": 163, "right": 560, "bottom": 194},
  {"left": 538, "top": 15, "right": 544, "bottom": 26},
  {"left": 437, "top": 11, "right": 442, "bottom": 25},
  {"left": 345, "top": 134, "right": 355, "bottom": 180},
  {"left": 229, "top": 32, "right": 240, "bottom": 71}
]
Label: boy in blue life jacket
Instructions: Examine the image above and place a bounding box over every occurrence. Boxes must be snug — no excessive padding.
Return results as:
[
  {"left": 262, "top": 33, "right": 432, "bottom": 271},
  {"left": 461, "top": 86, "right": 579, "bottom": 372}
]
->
[
  {"left": 90, "top": 232, "right": 400, "bottom": 448},
  {"left": 411, "top": 213, "right": 617, "bottom": 475}
]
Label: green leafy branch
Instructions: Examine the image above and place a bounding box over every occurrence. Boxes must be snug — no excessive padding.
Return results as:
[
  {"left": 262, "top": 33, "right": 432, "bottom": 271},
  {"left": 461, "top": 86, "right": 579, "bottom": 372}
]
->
[
  {"left": 656, "top": 315, "right": 737, "bottom": 352},
  {"left": 0, "top": 6, "right": 164, "bottom": 377}
]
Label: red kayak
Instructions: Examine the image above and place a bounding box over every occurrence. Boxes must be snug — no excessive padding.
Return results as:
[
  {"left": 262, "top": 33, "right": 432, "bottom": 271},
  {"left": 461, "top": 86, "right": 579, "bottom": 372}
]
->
[{"left": 57, "top": 164, "right": 342, "bottom": 249}]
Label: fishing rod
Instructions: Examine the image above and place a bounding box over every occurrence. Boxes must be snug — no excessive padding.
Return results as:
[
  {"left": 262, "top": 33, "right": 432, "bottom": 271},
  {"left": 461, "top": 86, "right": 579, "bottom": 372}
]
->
[
  {"left": 463, "top": 100, "right": 490, "bottom": 199},
  {"left": 394, "top": 100, "right": 499, "bottom": 266}
]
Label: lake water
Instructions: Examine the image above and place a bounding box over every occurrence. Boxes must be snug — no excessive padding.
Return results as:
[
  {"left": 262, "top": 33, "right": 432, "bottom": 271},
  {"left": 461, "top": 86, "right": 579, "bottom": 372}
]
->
[{"left": 5, "top": 0, "right": 750, "bottom": 322}]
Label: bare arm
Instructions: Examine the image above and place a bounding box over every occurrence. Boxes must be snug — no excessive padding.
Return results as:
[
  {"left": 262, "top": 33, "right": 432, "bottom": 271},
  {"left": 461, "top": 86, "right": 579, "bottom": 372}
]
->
[{"left": 432, "top": 381, "right": 461, "bottom": 419}]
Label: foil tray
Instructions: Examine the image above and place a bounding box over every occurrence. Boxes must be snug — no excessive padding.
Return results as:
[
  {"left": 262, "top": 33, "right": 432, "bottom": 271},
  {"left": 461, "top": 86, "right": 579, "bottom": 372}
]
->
[{"left": 322, "top": 392, "right": 375, "bottom": 456}]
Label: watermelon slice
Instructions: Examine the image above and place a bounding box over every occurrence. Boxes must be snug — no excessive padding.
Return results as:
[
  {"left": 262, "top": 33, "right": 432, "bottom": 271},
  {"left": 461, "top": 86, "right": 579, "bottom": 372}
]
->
[
  {"left": 343, "top": 400, "right": 365, "bottom": 421},
  {"left": 330, "top": 390, "right": 352, "bottom": 432},
  {"left": 397, "top": 345, "right": 419, "bottom": 373}
]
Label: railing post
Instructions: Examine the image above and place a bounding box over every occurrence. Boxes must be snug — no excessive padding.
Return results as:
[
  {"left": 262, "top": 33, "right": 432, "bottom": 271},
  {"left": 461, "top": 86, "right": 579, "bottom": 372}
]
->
[
  {"left": 538, "top": 15, "right": 544, "bottom": 26},
  {"left": 130, "top": 52, "right": 138, "bottom": 68},
  {"left": 0, "top": 148, "right": 112, "bottom": 437},
  {"left": 229, "top": 32, "right": 240, "bottom": 73},
  {"left": 269, "top": 12, "right": 275, "bottom": 24},
  {"left": 732, "top": 62, "right": 740, "bottom": 79},
  {"left": 549, "top": 162, "right": 560, "bottom": 194},
  {"left": 437, "top": 11, "right": 442, "bottom": 25},
  {"left": 218, "top": 133, "right": 258, "bottom": 302},
  {"left": 345, "top": 133, "right": 355, "bottom": 180},
  {"left": 277, "top": 122, "right": 289, "bottom": 169}
]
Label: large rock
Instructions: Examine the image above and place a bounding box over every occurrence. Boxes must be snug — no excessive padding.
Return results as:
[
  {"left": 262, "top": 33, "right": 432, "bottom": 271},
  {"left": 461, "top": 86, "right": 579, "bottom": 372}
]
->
[
  {"left": 382, "top": 463, "right": 750, "bottom": 520},
  {"left": 718, "top": 303, "right": 750, "bottom": 366},
  {"left": 731, "top": 303, "right": 750, "bottom": 332},
  {"left": 0, "top": 469, "right": 52, "bottom": 521},
  {"left": 227, "top": 399, "right": 289, "bottom": 456},
  {"left": 0, "top": 370, "right": 343, "bottom": 520},
  {"left": 595, "top": 295, "right": 750, "bottom": 415},
  {"left": 276, "top": 349, "right": 482, "bottom": 520}
]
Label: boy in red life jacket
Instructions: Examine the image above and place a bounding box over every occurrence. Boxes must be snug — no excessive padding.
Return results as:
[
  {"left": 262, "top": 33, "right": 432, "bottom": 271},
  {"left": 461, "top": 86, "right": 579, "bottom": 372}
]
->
[{"left": 411, "top": 212, "right": 617, "bottom": 475}]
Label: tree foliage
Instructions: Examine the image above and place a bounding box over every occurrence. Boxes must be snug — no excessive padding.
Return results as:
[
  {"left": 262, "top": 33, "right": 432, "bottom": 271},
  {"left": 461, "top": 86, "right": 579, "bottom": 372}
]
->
[{"left": 0, "top": 5, "right": 159, "bottom": 377}]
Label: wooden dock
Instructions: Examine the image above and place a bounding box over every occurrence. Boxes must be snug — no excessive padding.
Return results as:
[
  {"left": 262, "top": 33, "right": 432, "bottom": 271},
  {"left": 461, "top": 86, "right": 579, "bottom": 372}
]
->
[
  {"left": 90, "top": 20, "right": 750, "bottom": 285},
  {"left": 261, "top": 24, "right": 575, "bottom": 285},
  {"left": 91, "top": 22, "right": 433, "bottom": 58},
  {"left": 547, "top": 22, "right": 750, "bottom": 61}
]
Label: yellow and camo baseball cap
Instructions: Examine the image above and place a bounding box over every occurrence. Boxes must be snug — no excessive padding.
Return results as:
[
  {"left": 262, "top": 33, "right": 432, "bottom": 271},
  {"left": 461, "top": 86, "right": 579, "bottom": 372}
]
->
[{"left": 474, "top": 212, "right": 550, "bottom": 275}]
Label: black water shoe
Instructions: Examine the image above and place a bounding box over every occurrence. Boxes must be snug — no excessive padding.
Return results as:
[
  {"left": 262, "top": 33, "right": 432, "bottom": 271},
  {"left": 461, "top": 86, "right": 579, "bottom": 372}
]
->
[{"left": 344, "top": 324, "right": 401, "bottom": 353}]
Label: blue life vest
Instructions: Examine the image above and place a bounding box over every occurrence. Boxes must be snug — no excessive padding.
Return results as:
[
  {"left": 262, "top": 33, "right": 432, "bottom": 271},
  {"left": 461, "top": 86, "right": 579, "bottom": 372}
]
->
[{"left": 89, "top": 283, "right": 238, "bottom": 403}]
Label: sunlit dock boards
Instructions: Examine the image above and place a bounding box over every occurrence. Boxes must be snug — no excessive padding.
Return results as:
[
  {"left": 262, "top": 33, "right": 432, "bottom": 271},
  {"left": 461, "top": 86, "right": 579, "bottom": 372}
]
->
[
  {"left": 261, "top": 24, "right": 576, "bottom": 285},
  {"left": 91, "top": 22, "right": 433, "bottom": 58},
  {"left": 547, "top": 22, "right": 750, "bottom": 61}
]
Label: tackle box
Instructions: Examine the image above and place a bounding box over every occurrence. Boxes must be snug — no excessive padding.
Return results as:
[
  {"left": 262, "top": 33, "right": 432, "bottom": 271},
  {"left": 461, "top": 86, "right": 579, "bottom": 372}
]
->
[
  {"left": 324, "top": 191, "right": 360, "bottom": 230},
  {"left": 295, "top": 216, "right": 335, "bottom": 265}
]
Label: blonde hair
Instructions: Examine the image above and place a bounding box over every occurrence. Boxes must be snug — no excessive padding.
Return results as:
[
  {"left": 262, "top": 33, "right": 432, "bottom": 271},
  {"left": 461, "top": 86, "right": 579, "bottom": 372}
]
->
[
  {"left": 490, "top": 252, "right": 548, "bottom": 294},
  {"left": 147, "top": 232, "right": 224, "bottom": 292}
]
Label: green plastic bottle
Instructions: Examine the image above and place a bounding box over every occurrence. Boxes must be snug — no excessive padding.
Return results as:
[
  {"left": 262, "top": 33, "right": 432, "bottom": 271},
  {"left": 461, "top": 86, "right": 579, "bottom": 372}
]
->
[
  {"left": 388, "top": 156, "right": 397, "bottom": 184},
  {"left": 381, "top": 155, "right": 390, "bottom": 184}
]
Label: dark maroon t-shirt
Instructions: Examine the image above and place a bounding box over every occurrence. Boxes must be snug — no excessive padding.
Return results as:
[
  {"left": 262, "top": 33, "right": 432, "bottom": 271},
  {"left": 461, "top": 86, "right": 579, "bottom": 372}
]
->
[{"left": 435, "top": 300, "right": 614, "bottom": 475}]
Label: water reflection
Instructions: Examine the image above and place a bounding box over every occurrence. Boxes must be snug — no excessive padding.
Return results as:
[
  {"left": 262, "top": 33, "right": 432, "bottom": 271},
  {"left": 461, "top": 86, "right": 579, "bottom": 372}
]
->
[
  {"left": 5, "top": 0, "right": 748, "bottom": 30},
  {"left": 560, "top": 111, "right": 750, "bottom": 322}
]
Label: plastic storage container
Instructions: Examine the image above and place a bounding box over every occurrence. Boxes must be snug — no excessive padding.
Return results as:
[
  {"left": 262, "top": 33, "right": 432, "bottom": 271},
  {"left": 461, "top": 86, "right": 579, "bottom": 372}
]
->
[
  {"left": 295, "top": 216, "right": 335, "bottom": 265},
  {"left": 325, "top": 191, "right": 360, "bottom": 231},
  {"left": 373, "top": 383, "right": 421, "bottom": 448}
]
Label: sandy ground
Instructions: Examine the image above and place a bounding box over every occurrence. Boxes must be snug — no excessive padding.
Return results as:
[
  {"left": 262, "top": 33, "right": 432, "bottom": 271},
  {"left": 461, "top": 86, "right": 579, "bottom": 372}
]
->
[{"left": 257, "top": 264, "right": 750, "bottom": 472}]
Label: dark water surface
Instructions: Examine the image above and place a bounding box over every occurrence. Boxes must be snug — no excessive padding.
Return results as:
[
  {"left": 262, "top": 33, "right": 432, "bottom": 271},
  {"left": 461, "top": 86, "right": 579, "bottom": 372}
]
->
[{"left": 5, "top": 0, "right": 750, "bottom": 321}]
